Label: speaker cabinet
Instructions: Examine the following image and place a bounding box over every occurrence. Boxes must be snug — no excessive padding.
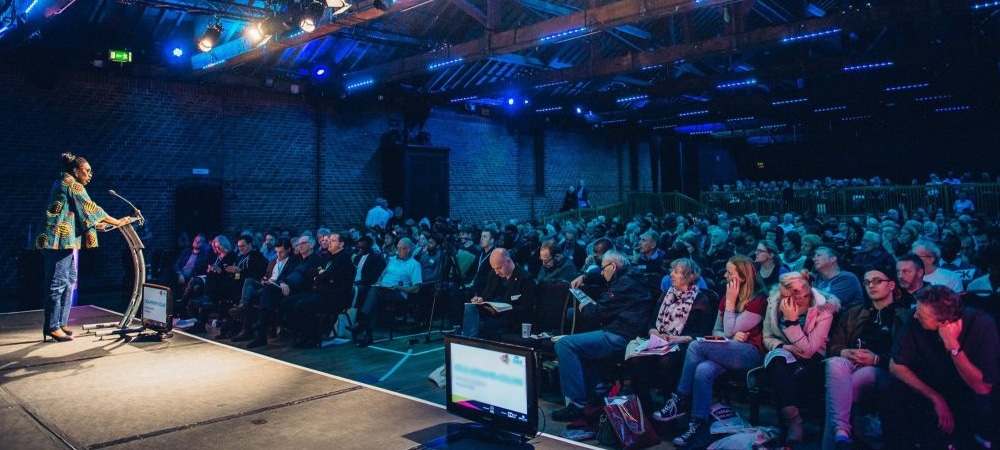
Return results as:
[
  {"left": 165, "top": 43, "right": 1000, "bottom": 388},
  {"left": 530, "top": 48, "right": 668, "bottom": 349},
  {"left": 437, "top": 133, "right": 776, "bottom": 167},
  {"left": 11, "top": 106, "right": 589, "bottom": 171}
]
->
[{"left": 381, "top": 144, "right": 450, "bottom": 221}]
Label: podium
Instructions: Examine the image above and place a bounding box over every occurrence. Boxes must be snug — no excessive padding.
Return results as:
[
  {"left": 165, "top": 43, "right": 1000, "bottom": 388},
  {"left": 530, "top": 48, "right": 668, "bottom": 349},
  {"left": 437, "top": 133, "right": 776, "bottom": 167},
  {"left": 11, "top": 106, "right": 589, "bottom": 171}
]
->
[{"left": 83, "top": 218, "right": 172, "bottom": 340}]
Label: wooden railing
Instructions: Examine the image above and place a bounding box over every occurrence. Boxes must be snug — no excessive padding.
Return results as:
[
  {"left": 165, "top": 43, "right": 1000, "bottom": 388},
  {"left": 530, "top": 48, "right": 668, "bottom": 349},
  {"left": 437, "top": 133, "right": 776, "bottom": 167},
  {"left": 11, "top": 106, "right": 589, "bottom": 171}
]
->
[{"left": 699, "top": 183, "right": 1000, "bottom": 218}]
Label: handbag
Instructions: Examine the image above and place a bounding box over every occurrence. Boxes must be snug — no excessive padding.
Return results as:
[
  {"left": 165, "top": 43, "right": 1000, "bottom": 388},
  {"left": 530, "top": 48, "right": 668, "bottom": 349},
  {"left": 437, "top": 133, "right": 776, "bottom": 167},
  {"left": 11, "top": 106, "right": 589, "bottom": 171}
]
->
[{"left": 599, "top": 395, "right": 660, "bottom": 450}]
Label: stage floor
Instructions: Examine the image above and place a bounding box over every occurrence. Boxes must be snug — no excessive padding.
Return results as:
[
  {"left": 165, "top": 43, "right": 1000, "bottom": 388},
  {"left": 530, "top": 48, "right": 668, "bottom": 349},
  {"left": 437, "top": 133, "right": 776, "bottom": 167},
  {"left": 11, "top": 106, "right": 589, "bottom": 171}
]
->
[{"left": 0, "top": 306, "right": 598, "bottom": 450}]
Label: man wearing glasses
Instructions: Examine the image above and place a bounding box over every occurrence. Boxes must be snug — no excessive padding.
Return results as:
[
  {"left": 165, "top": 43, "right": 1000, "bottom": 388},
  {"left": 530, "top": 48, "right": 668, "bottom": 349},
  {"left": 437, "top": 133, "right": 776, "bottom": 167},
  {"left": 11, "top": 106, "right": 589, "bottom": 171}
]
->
[
  {"left": 551, "top": 250, "right": 653, "bottom": 422},
  {"left": 823, "top": 267, "right": 908, "bottom": 450},
  {"left": 882, "top": 285, "right": 1000, "bottom": 448}
]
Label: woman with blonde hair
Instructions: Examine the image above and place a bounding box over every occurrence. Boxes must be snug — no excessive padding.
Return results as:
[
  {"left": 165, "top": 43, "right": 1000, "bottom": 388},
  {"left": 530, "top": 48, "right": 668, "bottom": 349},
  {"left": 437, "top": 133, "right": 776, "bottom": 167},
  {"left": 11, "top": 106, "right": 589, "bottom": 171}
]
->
[
  {"left": 654, "top": 256, "right": 770, "bottom": 447},
  {"left": 760, "top": 270, "right": 840, "bottom": 444}
]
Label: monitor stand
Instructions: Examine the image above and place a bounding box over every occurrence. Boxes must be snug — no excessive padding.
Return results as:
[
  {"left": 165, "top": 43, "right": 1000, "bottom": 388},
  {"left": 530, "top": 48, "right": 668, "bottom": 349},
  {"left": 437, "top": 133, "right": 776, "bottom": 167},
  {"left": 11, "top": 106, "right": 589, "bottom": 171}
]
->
[{"left": 445, "top": 423, "right": 532, "bottom": 448}]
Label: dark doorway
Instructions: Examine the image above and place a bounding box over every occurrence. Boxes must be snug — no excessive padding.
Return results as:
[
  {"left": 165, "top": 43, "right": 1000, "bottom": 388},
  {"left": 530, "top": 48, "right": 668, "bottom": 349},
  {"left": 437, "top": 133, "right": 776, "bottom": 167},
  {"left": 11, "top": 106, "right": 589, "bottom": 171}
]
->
[
  {"left": 381, "top": 144, "right": 450, "bottom": 220},
  {"left": 174, "top": 179, "right": 223, "bottom": 240}
]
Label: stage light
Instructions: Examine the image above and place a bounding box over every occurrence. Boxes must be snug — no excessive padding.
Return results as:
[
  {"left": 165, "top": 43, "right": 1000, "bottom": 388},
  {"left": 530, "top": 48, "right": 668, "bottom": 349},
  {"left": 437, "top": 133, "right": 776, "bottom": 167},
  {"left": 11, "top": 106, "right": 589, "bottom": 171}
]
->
[
  {"left": 678, "top": 109, "right": 709, "bottom": 117},
  {"left": 535, "top": 106, "right": 562, "bottom": 113},
  {"left": 972, "top": 1, "right": 1000, "bottom": 10},
  {"left": 575, "top": 107, "right": 582, "bottom": 114},
  {"left": 540, "top": 27, "right": 588, "bottom": 43},
  {"left": 257, "top": 16, "right": 291, "bottom": 38},
  {"left": 172, "top": 47, "right": 183, "bottom": 57},
  {"left": 373, "top": 0, "right": 394, "bottom": 12},
  {"left": 716, "top": 78, "right": 756, "bottom": 89},
  {"left": 299, "top": 1, "right": 325, "bottom": 32},
  {"left": 197, "top": 22, "right": 223, "bottom": 52},
  {"left": 771, "top": 97, "right": 808, "bottom": 105},
  {"left": 616, "top": 94, "right": 648, "bottom": 103},
  {"left": 884, "top": 83, "right": 929, "bottom": 92},
  {"left": 507, "top": 98, "right": 515, "bottom": 106},
  {"left": 781, "top": 28, "right": 841, "bottom": 43},
  {"left": 314, "top": 67, "right": 327, "bottom": 77},
  {"left": 813, "top": 105, "right": 847, "bottom": 113}
]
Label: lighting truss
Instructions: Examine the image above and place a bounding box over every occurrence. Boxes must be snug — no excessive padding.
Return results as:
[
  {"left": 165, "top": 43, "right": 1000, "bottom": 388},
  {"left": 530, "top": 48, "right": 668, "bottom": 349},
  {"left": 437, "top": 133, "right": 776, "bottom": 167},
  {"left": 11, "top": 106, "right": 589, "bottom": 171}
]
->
[
  {"left": 771, "top": 98, "right": 808, "bottom": 106},
  {"left": 884, "top": 83, "right": 929, "bottom": 92},
  {"left": 842, "top": 61, "right": 894, "bottom": 72},
  {"left": 781, "top": 28, "right": 841, "bottom": 43}
]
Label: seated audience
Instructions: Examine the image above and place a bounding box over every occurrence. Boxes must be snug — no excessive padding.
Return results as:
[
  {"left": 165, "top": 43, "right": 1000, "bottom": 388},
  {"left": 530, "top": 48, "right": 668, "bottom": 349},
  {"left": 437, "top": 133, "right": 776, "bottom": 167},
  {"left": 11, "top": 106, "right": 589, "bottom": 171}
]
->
[
  {"left": 812, "top": 246, "right": 864, "bottom": 310},
  {"left": 882, "top": 286, "right": 999, "bottom": 448},
  {"left": 536, "top": 239, "right": 579, "bottom": 284},
  {"left": 230, "top": 238, "right": 295, "bottom": 342},
  {"left": 823, "top": 267, "right": 907, "bottom": 450},
  {"left": 246, "top": 235, "right": 322, "bottom": 349},
  {"left": 354, "top": 237, "right": 422, "bottom": 347},
  {"left": 283, "top": 232, "right": 355, "bottom": 348},
  {"left": 627, "top": 258, "right": 714, "bottom": 421},
  {"left": 913, "top": 239, "right": 965, "bottom": 293},
  {"left": 656, "top": 256, "right": 768, "bottom": 448},
  {"left": 461, "top": 248, "right": 536, "bottom": 340},
  {"left": 850, "top": 231, "right": 896, "bottom": 275},
  {"left": 551, "top": 250, "right": 653, "bottom": 422},
  {"left": 755, "top": 239, "right": 788, "bottom": 289},
  {"left": 760, "top": 271, "right": 841, "bottom": 444}
]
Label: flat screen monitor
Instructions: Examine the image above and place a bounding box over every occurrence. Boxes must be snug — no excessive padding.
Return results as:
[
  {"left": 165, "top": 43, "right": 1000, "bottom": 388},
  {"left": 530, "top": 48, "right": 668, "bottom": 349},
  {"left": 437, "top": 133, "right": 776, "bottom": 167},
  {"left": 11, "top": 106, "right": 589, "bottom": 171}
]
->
[
  {"left": 444, "top": 335, "right": 538, "bottom": 440},
  {"left": 141, "top": 283, "right": 173, "bottom": 332}
]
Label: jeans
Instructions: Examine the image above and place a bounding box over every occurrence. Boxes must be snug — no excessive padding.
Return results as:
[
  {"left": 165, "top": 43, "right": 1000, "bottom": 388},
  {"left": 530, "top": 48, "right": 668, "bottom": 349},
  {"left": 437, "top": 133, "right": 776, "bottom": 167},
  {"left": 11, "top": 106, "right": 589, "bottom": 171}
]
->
[
  {"left": 823, "top": 357, "right": 883, "bottom": 450},
  {"left": 676, "top": 340, "right": 762, "bottom": 420},
  {"left": 555, "top": 330, "right": 628, "bottom": 405},
  {"left": 42, "top": 249, "right": 77, "bottom": 332}
]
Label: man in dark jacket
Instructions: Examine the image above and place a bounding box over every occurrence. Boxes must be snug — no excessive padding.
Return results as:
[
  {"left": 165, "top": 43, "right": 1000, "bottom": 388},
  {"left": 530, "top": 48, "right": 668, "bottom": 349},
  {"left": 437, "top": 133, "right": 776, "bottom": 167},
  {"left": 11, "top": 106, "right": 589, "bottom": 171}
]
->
[
  {"left": 551, "top": 249, "right": 654, "bottom": 422},
  {"left": 285, "top": 232, "right": 356, "bottom": 348},
  {"left": 461, "top": 248, "right": 536, "bottom": 340}
]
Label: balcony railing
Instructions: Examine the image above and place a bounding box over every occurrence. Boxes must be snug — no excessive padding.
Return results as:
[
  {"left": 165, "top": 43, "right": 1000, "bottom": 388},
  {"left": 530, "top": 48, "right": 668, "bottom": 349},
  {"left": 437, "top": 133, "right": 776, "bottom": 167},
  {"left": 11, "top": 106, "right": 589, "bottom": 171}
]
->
[{"left": 700, "top": 184, "right": 1000, "bottom": 218}]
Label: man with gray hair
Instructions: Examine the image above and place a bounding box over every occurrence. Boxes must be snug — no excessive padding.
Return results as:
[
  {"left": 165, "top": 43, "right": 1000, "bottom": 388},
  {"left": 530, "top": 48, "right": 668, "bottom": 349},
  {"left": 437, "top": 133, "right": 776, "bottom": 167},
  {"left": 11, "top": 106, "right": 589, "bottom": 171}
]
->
[
  {"left": 551, "top": 250, "right": 654, "bottom": 422},
  {"left": 353, "top": 237, "right": 422, "bottom": 347},
  {"left": 913, "top": 239, "right": 964, "bottom": 293}
]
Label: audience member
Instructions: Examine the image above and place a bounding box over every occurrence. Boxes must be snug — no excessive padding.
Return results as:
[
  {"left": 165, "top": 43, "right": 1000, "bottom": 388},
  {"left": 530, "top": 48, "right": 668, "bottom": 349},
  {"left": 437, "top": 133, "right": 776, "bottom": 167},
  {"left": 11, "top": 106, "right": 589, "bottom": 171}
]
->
[
  {"left": 551, "top": 250, "right": 653, "bottom": 422},
  {"left": 461, "top": 248, "right": 536, "bottom": 340},
  {"left": 760, "top": 271, "right": 841, "bottom": 444},
  {"left": 823, "top": 267, "right": 907, "bottom": 450},
  {"left": 231, "top": 238, "right": 295, "bottom": 342},
  {"left": 285, "top": 232, "right": 355, "bottom": 348},
  {"left": 354, "top": 237, "right": 422, "bottom": 347},
  {"left": 656, "top": 256, "right": 768, "bottom": 448},
  {"left": 755, "top": 239, "right": 788, "bottom": 289},
  {"left": 882, "top": 286, "right": 999, "bottom": 448},
  {"left": 913, "top": 239, "right": 965, "bottom": 293},
  {"left": 536, "top": 240, "right": 579, "bottom": 283},
  {"left": 812, "top": 246, "right": 864, "bottom": 310},
  {"left": 246, "top": 235, "right": 322, "bottom": 349},
  {"left": 627, "top": 258, "right": 714, "bottom": 422}
]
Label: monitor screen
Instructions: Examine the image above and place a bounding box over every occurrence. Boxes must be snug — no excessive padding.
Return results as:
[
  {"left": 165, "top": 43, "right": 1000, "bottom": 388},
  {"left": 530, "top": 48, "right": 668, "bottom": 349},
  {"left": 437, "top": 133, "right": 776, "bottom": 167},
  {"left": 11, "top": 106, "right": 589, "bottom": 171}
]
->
[
  {"left": 444, "top": 335, "right": 538, "bottom": 438},
  {"left": 141, "top": 283, "right": 173, "bottom": 332}
]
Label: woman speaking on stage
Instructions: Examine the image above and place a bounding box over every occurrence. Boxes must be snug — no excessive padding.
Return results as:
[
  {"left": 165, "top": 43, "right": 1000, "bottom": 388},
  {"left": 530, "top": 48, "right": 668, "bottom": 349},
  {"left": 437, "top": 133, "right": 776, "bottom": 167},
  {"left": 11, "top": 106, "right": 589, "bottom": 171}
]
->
[{"left": 35, "top": 152, "right": 133, "bottom": 342}]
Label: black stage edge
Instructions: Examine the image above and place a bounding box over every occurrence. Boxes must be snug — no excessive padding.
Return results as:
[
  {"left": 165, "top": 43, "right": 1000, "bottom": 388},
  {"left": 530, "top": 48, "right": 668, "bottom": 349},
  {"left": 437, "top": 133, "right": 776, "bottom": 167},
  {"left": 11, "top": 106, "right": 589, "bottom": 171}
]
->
[{"left": 0, "top": 306, "right": 596, "bottom": 450}]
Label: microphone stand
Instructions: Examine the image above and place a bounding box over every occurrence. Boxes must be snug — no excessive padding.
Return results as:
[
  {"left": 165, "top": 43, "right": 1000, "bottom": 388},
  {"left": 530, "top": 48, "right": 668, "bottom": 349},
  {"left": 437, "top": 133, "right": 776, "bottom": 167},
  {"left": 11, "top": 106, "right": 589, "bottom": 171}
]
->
[{"left": 108, "top": 189, "right": 145, "bottom": 227}]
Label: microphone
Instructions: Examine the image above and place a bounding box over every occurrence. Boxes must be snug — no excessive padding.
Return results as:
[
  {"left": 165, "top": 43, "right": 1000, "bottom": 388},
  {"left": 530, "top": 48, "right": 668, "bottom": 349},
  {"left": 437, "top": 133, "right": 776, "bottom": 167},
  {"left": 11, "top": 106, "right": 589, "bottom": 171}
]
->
[{"left": 108, "top": 190, "right": 145, "bottom": 226}]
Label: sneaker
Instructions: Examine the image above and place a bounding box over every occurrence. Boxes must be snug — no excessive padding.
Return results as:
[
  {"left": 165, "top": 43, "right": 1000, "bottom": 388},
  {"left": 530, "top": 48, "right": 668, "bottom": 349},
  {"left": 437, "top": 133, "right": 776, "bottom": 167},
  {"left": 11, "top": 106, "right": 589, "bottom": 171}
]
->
[
  {"left": 552, "top": 403, "right": 585, "bottom": 422},
  {"left": 652, "top": 393, "right": 687, "bottom": 422},
  {"left": 673, "top": 420, "right": 706, "bottom": 447}
]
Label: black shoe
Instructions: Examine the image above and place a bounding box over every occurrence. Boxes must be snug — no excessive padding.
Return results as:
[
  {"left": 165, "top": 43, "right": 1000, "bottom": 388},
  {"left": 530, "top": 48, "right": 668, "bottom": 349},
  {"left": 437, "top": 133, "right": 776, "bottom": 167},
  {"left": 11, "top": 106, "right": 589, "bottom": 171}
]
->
[
  {"left": 355, "top": 328, "right": 373, "bottom": 348},
  {"left": 230, "top": 331, "right": 252, "bottom": 342},
  {"left": 552, "top": 403, "right": 585, "bottom": 422},
  {"left": 246, "top": 336, "right": 267, "bottom": 349}
]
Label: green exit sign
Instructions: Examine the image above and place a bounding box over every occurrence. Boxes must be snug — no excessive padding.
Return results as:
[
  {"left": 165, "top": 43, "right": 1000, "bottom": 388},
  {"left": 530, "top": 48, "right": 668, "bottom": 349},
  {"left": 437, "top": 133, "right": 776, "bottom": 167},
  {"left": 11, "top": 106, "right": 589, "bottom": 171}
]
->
[{"left": 108, "top": 50, "right": 132, "bottom": 63}]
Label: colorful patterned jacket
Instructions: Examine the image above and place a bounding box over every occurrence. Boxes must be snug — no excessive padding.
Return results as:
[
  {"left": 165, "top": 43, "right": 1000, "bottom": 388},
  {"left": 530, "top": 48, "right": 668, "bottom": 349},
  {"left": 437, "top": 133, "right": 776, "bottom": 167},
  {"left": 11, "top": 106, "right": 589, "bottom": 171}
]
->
[{"left": 35, "top": 173, "right": 109, "bottom": 250}]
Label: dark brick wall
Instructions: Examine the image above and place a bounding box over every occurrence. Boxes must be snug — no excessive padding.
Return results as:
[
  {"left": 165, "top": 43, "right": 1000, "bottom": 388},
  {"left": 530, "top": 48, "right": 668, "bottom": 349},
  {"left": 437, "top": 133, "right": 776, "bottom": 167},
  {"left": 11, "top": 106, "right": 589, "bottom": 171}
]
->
[{"left": 0, "top": 67, "right": 640, "bottom": 301}]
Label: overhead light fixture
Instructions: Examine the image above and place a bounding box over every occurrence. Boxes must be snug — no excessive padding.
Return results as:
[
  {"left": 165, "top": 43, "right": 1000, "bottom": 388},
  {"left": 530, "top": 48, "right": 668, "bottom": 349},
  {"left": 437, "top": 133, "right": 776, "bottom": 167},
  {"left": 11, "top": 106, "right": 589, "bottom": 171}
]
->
[
  {"left": 197, "top": 22, "right": 223, "bottom": 52},
  {"left": 299, "top": 1, "right": 326, "bottom": 32},
  {"left": 842, "top": 61, "right": 894, "bottom": 72},
  {"left": 373, "top": 0, "right": 394, "bottom": 12},
  {"left": 256, "top": 15, "right": 292, "bottom": 38},
  {"left": 325, "top": 0, "right": 352, "bottom": 15}
]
